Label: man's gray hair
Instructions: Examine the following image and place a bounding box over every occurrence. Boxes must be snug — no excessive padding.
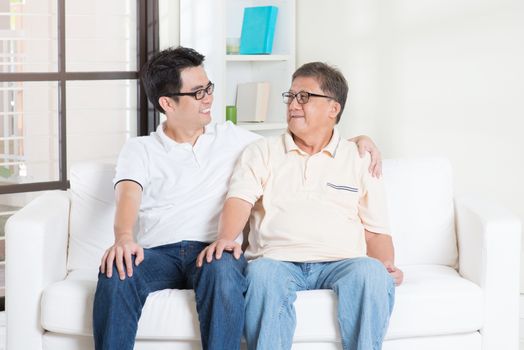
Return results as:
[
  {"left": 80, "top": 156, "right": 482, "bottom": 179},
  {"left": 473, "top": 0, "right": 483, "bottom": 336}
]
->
[{"left": 292, "top": 62, "right": 348, "bottom": 123}]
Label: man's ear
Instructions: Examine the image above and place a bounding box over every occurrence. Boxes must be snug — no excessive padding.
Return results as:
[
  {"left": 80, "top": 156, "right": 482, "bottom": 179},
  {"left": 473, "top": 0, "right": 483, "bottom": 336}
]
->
[
  {"left": 328, "top": 101, "right": 341, "bottom": 121},
  {"left": 158, "top": 96, "right": 175, "bottom": 113}
]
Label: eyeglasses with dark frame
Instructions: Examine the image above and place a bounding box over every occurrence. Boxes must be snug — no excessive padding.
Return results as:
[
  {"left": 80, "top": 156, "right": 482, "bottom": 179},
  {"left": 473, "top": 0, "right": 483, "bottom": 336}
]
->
[
  {"left": 168, "top": 82, "right": 215, "bottom": 100},
  {"left": 282, "top": 90, "right": 334, "bottom": 105}
]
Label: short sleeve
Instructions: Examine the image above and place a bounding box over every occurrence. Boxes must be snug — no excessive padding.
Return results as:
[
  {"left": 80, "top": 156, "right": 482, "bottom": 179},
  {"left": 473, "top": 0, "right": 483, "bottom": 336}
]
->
[
  {"left": 358, "top": 153, "right": 390, "bottom": 234},
  {"left": 226, "top": 138, "right": 270, "bottom": 205},
  {"left": 113, "top": 138, "right": 149, "bottom": 190}
]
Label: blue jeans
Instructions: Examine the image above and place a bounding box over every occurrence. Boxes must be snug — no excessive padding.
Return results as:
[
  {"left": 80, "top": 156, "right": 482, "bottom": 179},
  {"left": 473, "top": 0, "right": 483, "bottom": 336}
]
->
[
  {"left": 244, "top": 257, "right": 395, "bottom": 350},
  {"left": 93, "top": 240, "right": 247, "bottom": 350}
]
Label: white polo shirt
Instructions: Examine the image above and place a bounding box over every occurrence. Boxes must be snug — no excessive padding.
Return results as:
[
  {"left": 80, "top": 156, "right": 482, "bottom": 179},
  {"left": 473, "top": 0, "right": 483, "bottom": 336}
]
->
[{"left": 114, "top": 121, "right": 260, "bottom": 248}]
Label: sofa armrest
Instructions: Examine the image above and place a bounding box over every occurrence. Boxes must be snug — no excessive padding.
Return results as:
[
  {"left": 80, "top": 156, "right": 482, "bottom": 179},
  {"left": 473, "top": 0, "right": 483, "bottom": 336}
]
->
[
  {"left": 5, "top": 190, "right": 71, "bottom": 350},
  {"left": 455, "top": 194, "right": 521, "bottom": 350}
]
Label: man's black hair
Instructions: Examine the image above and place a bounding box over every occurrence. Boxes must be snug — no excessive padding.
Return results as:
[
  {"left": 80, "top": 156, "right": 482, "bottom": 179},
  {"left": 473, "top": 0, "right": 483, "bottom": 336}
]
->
[{"left": 141, "top": 46, "right": 205, "bottom": 114}]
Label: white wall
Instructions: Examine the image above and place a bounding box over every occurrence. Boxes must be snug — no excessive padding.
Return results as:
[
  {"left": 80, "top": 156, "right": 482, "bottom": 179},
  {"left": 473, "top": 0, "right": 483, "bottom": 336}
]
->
[
  {"left": 159, "top": 0, "right": 180, "bottom": 50},
  {"left": 297, "top": 1, "right": 524, "bottom": 289}
]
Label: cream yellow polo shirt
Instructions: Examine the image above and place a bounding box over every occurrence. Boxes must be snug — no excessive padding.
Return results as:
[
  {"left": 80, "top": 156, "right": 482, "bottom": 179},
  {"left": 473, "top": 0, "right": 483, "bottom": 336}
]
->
[{"left": 227, "top": 128, "right": 390, "bottom": 262}]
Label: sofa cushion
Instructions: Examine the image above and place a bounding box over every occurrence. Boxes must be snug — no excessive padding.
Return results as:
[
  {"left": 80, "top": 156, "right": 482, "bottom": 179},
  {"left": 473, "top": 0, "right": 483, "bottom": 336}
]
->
[
  {"left": 382, "top": 158, "right": 457, "bottom": 266},
  {"left": 41, "top": 265, "right": 483, "bottom": 341}
]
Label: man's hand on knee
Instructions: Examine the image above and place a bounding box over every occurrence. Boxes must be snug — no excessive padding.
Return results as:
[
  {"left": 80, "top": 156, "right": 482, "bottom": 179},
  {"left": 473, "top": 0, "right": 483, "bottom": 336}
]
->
[
  {"left": 196, "top": 239, "right": 242, "bottom": 267},
  {"left": 384, "top": 261, "right": 404, "bottom": 286},
  {"left": 100, "top": 235, "right": 144, "bottom": 280}
]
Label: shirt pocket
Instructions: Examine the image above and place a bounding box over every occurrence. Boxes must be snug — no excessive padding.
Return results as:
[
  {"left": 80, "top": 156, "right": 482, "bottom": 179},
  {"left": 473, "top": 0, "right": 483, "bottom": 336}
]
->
[{"left": 323, "top": 181, "right": 360, "bottom": 217}]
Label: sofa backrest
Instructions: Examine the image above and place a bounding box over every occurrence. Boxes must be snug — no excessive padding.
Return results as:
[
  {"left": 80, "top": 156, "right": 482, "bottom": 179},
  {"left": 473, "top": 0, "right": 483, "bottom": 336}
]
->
[
  {"left": 67, "top": 158, "right": 457, "bottom": 271},
  {"left": 68, "top": 162, "right": 117, "bottom": 271},
  {"left": 382, "top": 158, "right": 457, "bottom": 267}
]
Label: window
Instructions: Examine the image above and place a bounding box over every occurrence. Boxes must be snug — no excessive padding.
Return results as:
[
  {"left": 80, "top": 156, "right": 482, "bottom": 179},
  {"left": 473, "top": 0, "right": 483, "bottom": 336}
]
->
[{"left": 0, "top": 0, "right": 159, "bottom": 309}]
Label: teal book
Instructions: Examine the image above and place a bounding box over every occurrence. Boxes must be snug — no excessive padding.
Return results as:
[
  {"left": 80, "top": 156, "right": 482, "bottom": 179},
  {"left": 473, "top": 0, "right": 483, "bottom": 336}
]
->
[{"left": 239, "top": 6, "right": 278, "bottom": 55}]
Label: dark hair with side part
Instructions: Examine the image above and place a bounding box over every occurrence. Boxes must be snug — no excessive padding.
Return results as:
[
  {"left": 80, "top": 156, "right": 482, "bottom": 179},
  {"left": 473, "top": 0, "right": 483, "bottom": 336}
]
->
[
  {"left": 140, "top": 46, "right": 205, "bottom": 114},
  {"left": 292, "top": 62, "right": 348, "bottom": 123}
]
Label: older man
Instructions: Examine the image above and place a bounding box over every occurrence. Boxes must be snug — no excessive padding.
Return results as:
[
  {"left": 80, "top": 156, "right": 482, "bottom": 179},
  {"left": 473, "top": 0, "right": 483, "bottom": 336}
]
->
[{"left": 198, "top": 62, "right": 403, "bottom": 350}]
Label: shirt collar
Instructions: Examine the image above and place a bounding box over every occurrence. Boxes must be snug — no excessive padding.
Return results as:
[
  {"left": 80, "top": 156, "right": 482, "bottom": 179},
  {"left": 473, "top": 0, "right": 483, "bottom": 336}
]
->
[
  {"left": 155, "top": 121, "right": 216, "bottom": 152},
  {"left": 284, "top": 128, "right": 341, "bottom": 157}
]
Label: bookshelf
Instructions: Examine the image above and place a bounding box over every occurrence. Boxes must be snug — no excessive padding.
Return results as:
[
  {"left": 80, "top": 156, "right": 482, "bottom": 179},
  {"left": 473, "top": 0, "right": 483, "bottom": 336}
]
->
[
  {"left": 225, "top": 54, "right": 291, "bottom": 62},
  {"left": 180, "top": 0, "right": 296, "bottom": 134}
]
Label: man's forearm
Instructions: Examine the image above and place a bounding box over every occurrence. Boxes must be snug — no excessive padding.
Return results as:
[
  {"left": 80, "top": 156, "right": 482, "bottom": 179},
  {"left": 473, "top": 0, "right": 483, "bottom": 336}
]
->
[
  {"left": 365, "top": 230, "right": 395, "bottom": 264},
  {"left": 218, "top": 197, "right": 253, "bottom": 241},
  {"left": 114, "top": 182, "right": 142, "bottom": 241}
]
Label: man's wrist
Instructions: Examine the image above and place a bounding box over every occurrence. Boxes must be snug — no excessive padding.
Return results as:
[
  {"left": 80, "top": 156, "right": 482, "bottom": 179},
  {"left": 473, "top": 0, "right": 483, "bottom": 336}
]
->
[
  {"left": 115, "top": 232, "right": 134, "bottom": 242},
  {"left": 382, "top": 260, "right": 395, "bottom": 267}
]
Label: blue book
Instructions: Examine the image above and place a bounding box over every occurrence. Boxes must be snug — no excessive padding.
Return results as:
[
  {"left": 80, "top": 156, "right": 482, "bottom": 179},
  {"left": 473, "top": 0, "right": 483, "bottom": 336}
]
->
[{"left": 239, "top": 6, "right": 279, "bottom": 55}]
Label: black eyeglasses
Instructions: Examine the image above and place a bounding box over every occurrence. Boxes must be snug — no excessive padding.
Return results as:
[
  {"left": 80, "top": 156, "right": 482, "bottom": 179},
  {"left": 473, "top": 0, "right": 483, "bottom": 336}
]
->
[
  {"left": 168, "top": 82, "right": 214, "bottom": 100},
  {"left": 282, "top": 90, "right": 334, "bottom": 105}
]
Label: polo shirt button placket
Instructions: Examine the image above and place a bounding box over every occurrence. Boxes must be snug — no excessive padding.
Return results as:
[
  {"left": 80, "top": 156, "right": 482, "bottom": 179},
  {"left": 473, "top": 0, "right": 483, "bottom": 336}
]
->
[
  {"left": 303, "top": 156, "right": 310, "bottom": 184},
  {"left": 304, "top": 155, "right": 319, "bottom": 190},
  {"left": 191, "top": 150, "right": 200, "bottom": 167}
]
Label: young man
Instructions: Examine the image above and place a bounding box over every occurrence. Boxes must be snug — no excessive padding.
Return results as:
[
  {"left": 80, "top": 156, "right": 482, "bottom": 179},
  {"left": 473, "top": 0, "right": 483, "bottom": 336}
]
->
[
  {"left": 93, "top": 47, "right": 382, "bottom": 350},
  {"left": 198, "top": 62, "right": 403, "bottom": 350}
]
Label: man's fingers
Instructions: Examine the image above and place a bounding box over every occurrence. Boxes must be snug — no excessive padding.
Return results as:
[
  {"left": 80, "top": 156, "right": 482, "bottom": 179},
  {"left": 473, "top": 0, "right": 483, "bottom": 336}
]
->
[
  {"left": 200, "top": 241, "right": 241, "bottom": 264},
  {"left": 370, "top": 155, "right": 382, "bottom": 178},
  {"left": 115, "top": 246, "right": 125, "bottom": 280},
  {"left": 100, "top": 250, "right": 109, "bottom": 274},
  {"left": 206, "top": 243, "right": 217, "bottom": 263},
  {"left": 374, "top": 160, "right": 383, "bottom": 178},
  {"left": 396, "top": 270, "right": 404, "bottom": 286},
  {"left": 389, "top": 271, "right": 396, "bottom": 280},
  {"left": 233, "top": 244, "right": 242, "bottom": 259},
  {"left": 394, "top": 273, "right": 402, "bottom": 286},
  {"left": 135, "top": 247, "right": 144, "bottom": 266},
  {"left": 105, "top": 249, "right": 115, "bottom": 278},
  {"left": 390, "top": 269, "right": 403, "bottom": 286},
  {"left": 368, "top": 149, "right": 379, "bottom": 171},
  {"left": 215, "top": 242, "right": 226, "bottom": 260},
  {"left": 369, "top": 153, "right": 377, "bottom": 172},
  {"left": 196, "top": 248, "right": 207, "bottom": 268},
  {"left": 124, "top": 248, "right": 133, "bottom": 277}
]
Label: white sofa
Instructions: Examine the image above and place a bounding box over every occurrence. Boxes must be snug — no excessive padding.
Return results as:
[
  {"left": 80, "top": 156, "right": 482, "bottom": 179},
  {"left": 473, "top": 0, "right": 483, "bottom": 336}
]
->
[{"left": 6, "top": 158, "right": 521, "bottom": 350}]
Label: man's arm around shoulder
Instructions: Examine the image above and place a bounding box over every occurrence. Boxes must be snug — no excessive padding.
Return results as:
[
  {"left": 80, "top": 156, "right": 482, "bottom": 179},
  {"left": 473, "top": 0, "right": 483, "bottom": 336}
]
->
[{"left": 348, "top": 135, "right": 382, "bottom": 178}]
